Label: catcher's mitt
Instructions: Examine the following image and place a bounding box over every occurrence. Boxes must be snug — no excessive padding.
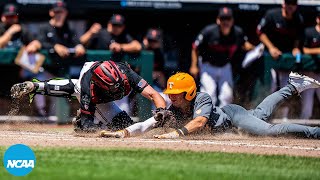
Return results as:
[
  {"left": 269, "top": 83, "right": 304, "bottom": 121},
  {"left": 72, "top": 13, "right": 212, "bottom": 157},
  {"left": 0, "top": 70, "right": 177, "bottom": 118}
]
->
[{"left": 152, "top": 108, "right": 177, "bottom": 128}]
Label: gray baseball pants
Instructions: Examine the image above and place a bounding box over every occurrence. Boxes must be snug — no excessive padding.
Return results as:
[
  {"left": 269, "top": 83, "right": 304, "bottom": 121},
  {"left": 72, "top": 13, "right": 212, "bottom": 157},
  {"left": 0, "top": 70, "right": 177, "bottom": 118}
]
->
[{"left": 221, "top": 85, "right": 320, "bottom": 138}]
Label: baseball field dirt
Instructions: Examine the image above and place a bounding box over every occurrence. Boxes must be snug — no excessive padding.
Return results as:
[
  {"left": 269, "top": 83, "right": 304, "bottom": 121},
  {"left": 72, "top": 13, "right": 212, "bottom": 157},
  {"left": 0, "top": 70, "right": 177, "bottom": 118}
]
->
[{"left": 0, "top": 123, "right": 319, "bottom": 157}]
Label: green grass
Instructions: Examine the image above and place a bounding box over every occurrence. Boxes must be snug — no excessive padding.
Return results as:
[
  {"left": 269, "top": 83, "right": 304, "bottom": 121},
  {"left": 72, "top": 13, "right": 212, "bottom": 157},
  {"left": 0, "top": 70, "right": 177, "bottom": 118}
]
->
[{"left": 0, "top": 146, "right": 319, "bottom": 180}]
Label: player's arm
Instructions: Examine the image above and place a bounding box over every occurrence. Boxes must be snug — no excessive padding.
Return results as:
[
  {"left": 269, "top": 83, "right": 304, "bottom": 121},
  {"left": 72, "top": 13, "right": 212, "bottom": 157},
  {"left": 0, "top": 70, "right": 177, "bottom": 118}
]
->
[
  {"left": 303, "top": 47, "right": 320, "bottom": 55},
  {"left": 190, "top": 47, "right": 199, "bottom": 76},
  {"left": 80, "top": 23, "right": 101, "bottom": 45},
  {"left": 100, "top": 107, "right": 174, "bottom": 138},
  {"left": 120, "top": 40, "right": 142, "bottom": 53},
  {"left": 100, "top": 116, "right": 158, "bottom": 138},
  {"left": 302, "top": 28, "right": 320, "bottom": 55},
  {"left": 124, "top": 63, "right": 166, "bottom": 109},
  {"left": 154, "top": 93, "right": 213, "bottom": 139},
  {"left": 153, "top": 116, "right": 208, "bottom": 139},
  {"left": 243, "top": 41, "right": 255, "bottom": 51},
  {"left": 0, "top": 24, "right": 22, "bottom": 48},
  {"left": 190, "top": 32, "right": 204, "bottom": 77},
  {"left": 141, "top": 84, "right": 166, "bottom": 109}
]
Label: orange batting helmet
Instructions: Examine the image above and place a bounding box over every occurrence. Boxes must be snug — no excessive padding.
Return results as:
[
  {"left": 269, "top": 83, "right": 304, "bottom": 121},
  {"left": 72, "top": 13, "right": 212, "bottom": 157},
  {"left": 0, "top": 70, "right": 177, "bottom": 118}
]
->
[{"left": 163, "top": 72, "right": 197, "bottom": 101}]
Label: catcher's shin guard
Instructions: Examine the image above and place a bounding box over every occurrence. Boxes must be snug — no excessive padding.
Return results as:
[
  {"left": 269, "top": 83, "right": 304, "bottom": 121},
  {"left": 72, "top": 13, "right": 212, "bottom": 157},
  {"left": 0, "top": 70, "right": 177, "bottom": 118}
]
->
[{"left": 41, "top": 78, "right": 75, "bottom": 98}]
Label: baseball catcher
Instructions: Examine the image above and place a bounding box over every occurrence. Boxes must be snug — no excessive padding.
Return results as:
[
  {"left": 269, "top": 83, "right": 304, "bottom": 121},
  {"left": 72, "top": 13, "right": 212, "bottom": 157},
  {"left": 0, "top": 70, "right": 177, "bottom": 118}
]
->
[
  {"left": 100, "top": 72, "right": 320, "bottom": 139},
  {"left": 11, "top": 60, "right": 167, "bottom": 132}
]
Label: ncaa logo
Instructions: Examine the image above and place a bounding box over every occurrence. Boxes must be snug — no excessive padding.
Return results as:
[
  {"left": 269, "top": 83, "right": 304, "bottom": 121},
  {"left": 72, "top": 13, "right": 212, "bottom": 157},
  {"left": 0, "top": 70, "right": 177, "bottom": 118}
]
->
[{"left": 3, "top": 144, "right": 36, "bottom": 176}]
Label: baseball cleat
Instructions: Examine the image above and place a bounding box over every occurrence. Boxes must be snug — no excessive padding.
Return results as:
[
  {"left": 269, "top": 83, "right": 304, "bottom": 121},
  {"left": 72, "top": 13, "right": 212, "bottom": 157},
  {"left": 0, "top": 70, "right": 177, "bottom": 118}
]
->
[
  {"left": 10, "top": 81, "right": 35, "bottom": 99},
  {"left": 289, "top": 72, "right": 320, "bottom": 93}
]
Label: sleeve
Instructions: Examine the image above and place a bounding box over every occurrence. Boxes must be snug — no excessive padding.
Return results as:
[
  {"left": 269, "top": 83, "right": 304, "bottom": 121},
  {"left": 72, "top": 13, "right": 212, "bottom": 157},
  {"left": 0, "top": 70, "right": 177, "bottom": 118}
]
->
[
  {"left": 125, "top": 117, "right": 157, "bottom": 137},
  {"left": 303, "top": 28, "right": 310, "bottom": 48},
  {"left": 296, "top": 14, "right": 305, "bottom": 48},
  {"left": 125, "top": 33, "right": 133, "bottom": 43},
  {"left": 192, "top": 93, "right": 213, "bottom": 119},
  {"left": 21, "top": 25, "right": 34, "bottom": 45},
  {"left": 236, "top": 27, "right": 247, "bottom": 46},
  {"left": 257, "top": 11, "right": 273, "bottom": 35},
  {"left": 85, "top": 33, "right": 99, "bottom": 49},
  {"left": 120, "top": 62, "right": 149, "bottom": 93},
  {"left": 71, "top": 30, "right": 81, "bottom": 47},
  {"left": 0, "top": 24, "right": 6, "bottom": 36},
  {"left": 37, "top": 24, "right": 54, "bottom": 50},
  {"left": 192, "top": 27, "right": 208, "bottom": 50}
]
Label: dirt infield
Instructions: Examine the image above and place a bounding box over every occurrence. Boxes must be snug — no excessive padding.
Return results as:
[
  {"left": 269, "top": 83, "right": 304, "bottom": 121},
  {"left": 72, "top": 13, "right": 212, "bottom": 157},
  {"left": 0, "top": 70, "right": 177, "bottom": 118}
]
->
[{"left": 0, "top": 123, "right": 319, "bottom": 157}]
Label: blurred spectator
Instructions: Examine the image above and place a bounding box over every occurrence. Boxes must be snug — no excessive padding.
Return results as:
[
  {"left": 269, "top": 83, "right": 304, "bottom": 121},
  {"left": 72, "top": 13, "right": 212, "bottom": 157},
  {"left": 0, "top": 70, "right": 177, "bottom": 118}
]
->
[
  {"left": 80, "top": 14, "right": 141, "bottom": 61},
  {"left": 190, "top": 7, "right": 253, "bottom": 107},
  {"left": 80, "top": 14, "right": 142, "bottom": 113},
  {"left": 142, "top": 28, "right": 170, "bottom": 107},
  {"left": 34, "top": 1, "right": 85, "bottom": 117},
  {"left": 300, "top": 13, "right": 320, "bottom": 119},
  {"left": 257, "top": 0, "right": 304, "bottom": 118},
  {"left": 38, "top": 1, "right": 85, "bottom": 77},
  {"left": 143, "top": 28, "right": 166, "bottom": 89},
  {"left": 0, "top": 3, "right": 40, "bottom": 52},
  {"left": 0, "top": 3, "right": 44, "bottom": 116}
]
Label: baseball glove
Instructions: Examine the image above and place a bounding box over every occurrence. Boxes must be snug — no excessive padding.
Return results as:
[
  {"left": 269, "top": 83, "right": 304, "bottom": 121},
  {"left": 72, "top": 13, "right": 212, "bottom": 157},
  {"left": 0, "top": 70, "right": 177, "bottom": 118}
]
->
[{"left": 152, "top": 108, "right": 177, "bottom": 128}]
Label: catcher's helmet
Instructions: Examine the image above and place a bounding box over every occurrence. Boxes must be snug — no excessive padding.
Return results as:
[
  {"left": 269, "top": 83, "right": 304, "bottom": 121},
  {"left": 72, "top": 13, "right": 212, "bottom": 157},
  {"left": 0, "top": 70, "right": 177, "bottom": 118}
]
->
[
  {"left": 163, "top": 72, "right": 197, "bottom": 101},
  {"left": 92, "top": 61, "right": 126, "bottom": 93}
]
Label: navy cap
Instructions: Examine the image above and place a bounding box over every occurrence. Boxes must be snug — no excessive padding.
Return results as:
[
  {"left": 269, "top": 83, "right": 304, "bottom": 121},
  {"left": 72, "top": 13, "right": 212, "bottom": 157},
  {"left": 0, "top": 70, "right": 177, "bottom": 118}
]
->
[
  {"left": 146, "top": 29, "right": 161, "bottom": 41},
  {"left": 51, "top": 1, "right": 67, "bottom": 11},
  {"left": 218, "top": 7, "right": 233, "bottom": 18},
  {"left": 285, "top": 0, "right": 298, "bottom": 5},
  {"left": 110, "top": 14, "right": 125, "bottom": 25},
  {"left": 2, "top": 4, "right": 18, "bottom": 16}
]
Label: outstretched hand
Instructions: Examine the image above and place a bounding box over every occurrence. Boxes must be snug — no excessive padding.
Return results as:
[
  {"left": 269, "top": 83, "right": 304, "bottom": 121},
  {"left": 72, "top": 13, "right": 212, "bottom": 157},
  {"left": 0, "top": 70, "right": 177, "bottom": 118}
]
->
[
  {"left": 153, "top": 131, "right": 180, "bottom": 139},
  {"left": 100, "top": 130, "right": 128, "bottom": 138}
]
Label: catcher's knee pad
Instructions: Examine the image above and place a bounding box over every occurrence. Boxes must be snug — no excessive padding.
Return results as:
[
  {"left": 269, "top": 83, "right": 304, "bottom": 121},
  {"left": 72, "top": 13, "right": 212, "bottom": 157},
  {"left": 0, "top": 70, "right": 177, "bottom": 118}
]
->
[{"left": 109, "top": 111, "right": 134, "bottom": 131}]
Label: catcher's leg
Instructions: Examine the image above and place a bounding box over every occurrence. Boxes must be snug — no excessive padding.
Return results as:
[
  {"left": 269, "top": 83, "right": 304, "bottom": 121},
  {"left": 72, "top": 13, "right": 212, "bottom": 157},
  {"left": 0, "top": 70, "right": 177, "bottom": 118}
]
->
[{"left": 11, "top": 79, "right": 78, "bottom": 99}]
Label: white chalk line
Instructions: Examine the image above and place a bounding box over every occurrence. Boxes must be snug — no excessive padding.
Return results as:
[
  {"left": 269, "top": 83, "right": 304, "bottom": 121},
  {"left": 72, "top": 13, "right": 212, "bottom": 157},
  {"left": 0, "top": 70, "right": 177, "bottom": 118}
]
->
[{"left": 0, "top": 131, "right": 319, "bottom": 152}]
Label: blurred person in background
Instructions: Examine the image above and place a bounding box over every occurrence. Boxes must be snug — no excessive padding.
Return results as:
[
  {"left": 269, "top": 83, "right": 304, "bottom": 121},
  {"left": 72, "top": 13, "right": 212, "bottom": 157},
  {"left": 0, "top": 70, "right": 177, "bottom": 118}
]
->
[
  {"left": 143, "top": 28, "right": 170, "bottom": 106},
  {"left": 0, "top": 3, "right": 44, "bottom": 116},
  {"left": 300, "top": 13, "right": 320, "bottom": 119},
  {"left": 35, "top": 1, "right": 85, "bottom": 117},
  {"left": 80, "top": 14, "right": 141, "bottom": 61},
  {"left": 80, "top": 14, "right": 141, "bottom": 114},
  {"left": 257, "top": 0, "right": 304, "bottom": 119},
  {"left": 38, "top": 1, "right": 85, "bottom": 78},
  {"left": 0, "top": 3, "right": 40, "bottom": 52},
  {"left": 143, "top": 28, "right": 166, "bottom": 90},
  {"left": 190, "top": 7, "right": 253, "bottom": 107}
]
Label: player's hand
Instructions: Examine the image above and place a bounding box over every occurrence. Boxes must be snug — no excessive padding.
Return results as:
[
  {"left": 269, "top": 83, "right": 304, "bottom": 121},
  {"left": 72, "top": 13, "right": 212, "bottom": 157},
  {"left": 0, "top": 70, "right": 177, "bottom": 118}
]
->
[
  {"left": 54, "top": 44, "right": 69, "bottom": 58},
  {"left": 7, "top": 24, "right": 22, "bottom": 35},
  {"left": 292, "top": 48, "right": 301, "bottom": 57},
  {"left": 154, "top": 131, "right": 179, "bottom": 139},
  {"left": 153, "top": 108, "right": 175, "bottom": 127},
  {"left": 189, "top": 66, "right": 199, "bottom": 78},
  {"left": 74, "top": 44, "right": 86, "bottom": 57},
  {"left": 100, "top": 129, "right": 128, "bottom": 138},
  {"left": 269, "top": 46, "right": 282, "bottom": 60},
  {"left": 89, "top": 23, "right": 102, "bottom": 35},
  {"left": 25, "top": 40, "right": 41, "bottom": 53},
  {"left": 109, "top": 42, "right": 122, "bottom": 53}
]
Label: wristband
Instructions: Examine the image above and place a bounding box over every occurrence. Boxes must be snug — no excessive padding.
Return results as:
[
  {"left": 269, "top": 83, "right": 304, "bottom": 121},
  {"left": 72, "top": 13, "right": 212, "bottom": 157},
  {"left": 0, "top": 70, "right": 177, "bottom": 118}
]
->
[{"left": 176, "top": 127, "right": 189, "bottom": 136}]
